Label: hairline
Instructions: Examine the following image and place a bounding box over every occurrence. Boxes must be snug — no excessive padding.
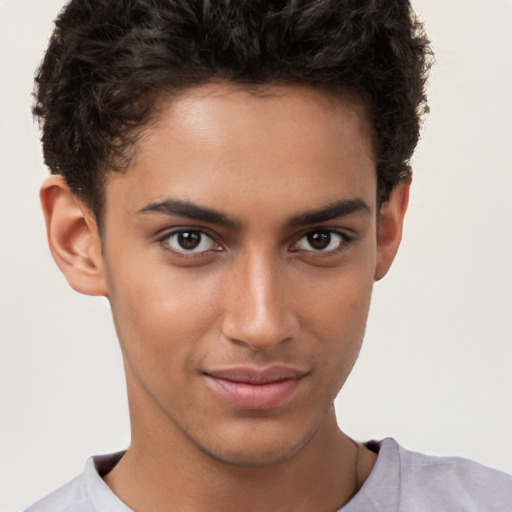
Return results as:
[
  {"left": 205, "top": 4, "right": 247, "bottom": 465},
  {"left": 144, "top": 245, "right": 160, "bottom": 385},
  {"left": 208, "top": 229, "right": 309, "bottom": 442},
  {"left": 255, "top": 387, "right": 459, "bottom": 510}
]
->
[{"left": 91, "top": 79, "right": 380, "bottom": 233}]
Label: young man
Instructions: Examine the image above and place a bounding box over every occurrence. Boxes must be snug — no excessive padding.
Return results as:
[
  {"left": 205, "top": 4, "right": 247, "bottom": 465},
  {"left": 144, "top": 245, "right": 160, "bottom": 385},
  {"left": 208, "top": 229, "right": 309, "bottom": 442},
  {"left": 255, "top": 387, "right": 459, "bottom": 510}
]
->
[{"left": 26, "top": 1, "right": 511, "bottom": 511}]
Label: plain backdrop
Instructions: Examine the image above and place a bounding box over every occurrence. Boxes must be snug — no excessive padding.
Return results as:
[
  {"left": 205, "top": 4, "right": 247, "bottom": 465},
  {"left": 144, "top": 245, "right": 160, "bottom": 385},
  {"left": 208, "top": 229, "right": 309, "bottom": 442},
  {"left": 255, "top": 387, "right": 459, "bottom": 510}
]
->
[{"left": 1, "top": 1, "right": 511, "bottom": 510}]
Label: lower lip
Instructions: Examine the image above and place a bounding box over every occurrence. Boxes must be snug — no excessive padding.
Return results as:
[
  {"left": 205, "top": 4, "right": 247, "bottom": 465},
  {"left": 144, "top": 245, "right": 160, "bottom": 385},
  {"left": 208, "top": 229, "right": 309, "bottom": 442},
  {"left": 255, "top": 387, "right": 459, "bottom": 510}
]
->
[{"left": 206, "top": 376, "right": 302, "bottom": 410}]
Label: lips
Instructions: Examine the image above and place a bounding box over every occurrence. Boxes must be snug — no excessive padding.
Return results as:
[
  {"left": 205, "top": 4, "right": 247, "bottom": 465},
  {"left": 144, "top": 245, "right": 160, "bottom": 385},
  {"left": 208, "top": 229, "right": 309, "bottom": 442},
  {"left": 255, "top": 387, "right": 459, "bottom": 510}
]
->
[{"left": 204, "top": 366, "right": 307, "bottom": 410}]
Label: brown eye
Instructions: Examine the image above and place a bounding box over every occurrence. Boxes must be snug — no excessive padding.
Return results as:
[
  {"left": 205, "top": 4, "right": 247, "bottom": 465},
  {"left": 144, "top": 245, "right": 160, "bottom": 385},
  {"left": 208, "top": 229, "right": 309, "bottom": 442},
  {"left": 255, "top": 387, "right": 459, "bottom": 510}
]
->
[
  {"left": 163, "top": 229, "right": 218, "bottom": 253},
  {"left": 177, "top": 231, "right": 202, "bottom": 250},
  {"left": 292, "top": 229, "right": 350, "bottom": 253},
  {"left": 307, "top": 231, "right": 331, "bottom": 250}
]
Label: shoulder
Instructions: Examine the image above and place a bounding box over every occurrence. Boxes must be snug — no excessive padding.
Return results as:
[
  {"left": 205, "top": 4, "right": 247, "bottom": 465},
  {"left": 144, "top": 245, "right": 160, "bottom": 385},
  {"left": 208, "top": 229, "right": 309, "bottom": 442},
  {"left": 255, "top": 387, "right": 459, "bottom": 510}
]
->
[
  {"left": 393, "top": 439, "right": 512, "bottom": 510},
  {"left": 25, "top": 452, "right": 129, "bottom": 512},
  {"left": 24, "top": 472, "right": 92, "bottom": 512},
  {"left": 344, "top": 439, "right": 512, "bottom": 512}
]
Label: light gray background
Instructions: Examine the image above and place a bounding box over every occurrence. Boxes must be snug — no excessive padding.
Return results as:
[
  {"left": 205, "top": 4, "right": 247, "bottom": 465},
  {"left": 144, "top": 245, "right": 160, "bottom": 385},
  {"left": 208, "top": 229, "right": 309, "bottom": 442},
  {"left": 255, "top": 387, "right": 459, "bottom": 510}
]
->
[{"left": 1, "top": 1, "right": 511, "bottom": 510}]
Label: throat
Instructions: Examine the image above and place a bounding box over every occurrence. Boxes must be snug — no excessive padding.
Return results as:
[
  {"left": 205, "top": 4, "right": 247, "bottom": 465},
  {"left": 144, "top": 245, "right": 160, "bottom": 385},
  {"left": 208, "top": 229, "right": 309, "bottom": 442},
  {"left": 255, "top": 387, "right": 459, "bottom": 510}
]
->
[{"left": 103, "top": 418, "right": 370, "bottom": 512}]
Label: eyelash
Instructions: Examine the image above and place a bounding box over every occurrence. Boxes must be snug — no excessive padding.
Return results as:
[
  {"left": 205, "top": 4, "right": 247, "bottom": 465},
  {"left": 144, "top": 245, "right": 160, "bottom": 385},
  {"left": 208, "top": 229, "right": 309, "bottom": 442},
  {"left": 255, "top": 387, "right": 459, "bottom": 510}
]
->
[
  {"left": 157, "top": 228, "right": 222, "bottom": 258},
  {"left": 290, "top": 228, "right": 354, "bottom": 257},
  {"left": 156, "top": 227, "right": 354, "bottom": 260}
]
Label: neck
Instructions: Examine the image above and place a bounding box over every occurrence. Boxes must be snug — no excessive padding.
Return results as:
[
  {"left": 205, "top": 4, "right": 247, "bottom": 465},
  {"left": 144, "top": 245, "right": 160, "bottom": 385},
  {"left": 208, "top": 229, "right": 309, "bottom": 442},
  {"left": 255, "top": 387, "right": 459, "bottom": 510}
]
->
[{"left": 104, "top": 373, "right": 366, "bottom": 512}]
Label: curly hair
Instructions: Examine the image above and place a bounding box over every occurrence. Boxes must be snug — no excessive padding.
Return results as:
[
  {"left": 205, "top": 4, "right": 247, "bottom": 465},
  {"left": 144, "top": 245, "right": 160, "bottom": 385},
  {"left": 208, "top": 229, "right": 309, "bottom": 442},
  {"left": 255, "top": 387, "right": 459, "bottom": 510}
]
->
[{"left": 33, "top": 0, "right": 432, "bottom": 219}]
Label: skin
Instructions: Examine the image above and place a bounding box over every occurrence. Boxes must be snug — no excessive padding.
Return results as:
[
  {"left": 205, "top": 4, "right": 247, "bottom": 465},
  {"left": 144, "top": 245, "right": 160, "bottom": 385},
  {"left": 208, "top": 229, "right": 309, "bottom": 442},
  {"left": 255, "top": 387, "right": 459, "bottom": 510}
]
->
[{"left": 41, "top": 83, "right": 409, "bottom": 512}]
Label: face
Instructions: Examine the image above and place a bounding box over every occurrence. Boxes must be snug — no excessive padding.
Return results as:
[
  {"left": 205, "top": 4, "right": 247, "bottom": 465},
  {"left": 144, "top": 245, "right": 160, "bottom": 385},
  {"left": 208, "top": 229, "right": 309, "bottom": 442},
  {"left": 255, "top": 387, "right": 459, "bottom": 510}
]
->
[{"left": 101, "top": 83, "right": 381, "bottom": 466}]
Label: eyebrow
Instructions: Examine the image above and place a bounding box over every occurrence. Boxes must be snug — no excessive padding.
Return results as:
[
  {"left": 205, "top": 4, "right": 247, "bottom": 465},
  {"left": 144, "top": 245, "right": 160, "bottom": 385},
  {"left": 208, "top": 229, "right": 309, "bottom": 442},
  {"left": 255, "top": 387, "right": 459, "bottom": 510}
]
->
[
  {"left": 137, "top": 196, "right": 371, "bottom": 228},
  {"left": 137, "top": 198, "right": 239, "bottom": 228},
  {"left": 288, "top": 198, "right": 371, "bottom": 226}
]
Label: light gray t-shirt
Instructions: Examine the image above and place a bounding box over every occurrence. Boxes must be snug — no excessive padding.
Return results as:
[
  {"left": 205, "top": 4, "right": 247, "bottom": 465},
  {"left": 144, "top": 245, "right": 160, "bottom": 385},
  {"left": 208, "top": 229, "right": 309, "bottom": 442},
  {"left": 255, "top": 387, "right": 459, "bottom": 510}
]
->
[{"left": 26, "top": 438, "right": 512, "bottom": 511}]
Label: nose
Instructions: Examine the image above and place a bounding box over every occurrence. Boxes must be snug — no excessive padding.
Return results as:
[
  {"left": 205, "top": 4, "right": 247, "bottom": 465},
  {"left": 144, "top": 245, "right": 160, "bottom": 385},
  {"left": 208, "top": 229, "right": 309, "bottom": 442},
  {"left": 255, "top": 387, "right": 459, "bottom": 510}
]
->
[{"left": 220, "top": 251, "right": 299, "bottom": 351}]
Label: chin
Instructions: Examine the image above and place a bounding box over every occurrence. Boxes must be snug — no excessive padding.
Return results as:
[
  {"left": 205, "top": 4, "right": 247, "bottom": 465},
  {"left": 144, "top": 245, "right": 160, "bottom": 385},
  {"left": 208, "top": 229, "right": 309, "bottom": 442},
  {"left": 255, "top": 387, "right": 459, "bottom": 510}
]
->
[
  {"left": 189, "top": 421, "right": 319, "bottom": 467},
  {"left": 202, "top": 442, "right": 304, "bottom": 467}
]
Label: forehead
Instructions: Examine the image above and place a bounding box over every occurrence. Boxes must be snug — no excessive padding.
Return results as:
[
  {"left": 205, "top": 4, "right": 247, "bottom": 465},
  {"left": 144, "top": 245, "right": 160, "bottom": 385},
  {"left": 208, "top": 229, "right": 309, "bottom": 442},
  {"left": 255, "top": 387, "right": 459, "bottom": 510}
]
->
[
  {"left": 150, "top": 82, "right": 375, "bottom": 168},
  {"left": 104, "top": 82, "right": 377, "bottom": 223}
]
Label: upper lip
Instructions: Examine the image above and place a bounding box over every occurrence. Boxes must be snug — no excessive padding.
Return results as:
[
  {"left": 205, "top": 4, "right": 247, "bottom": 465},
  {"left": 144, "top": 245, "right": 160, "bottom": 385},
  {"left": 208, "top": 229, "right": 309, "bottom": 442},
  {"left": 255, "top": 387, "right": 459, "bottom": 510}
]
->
[{"left": 204, "top": 366, "right": 308, "bottom": 385}]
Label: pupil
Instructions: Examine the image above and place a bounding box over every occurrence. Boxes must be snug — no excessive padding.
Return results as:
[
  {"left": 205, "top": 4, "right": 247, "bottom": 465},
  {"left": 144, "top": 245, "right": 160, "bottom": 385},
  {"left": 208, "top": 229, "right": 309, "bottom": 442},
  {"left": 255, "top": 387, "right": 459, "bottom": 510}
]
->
[
  {"left": 308, "top": 231, "right": 331, "bottom": 250},
  {"left": 178, "top": 231, "right": 201, "bottom": 250}
]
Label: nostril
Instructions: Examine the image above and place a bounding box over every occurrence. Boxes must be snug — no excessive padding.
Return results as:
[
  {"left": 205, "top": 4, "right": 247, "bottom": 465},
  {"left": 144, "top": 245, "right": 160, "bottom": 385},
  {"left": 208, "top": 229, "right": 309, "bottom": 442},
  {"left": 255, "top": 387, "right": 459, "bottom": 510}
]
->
[{"left": 221, "top": 308, "right": 298, "bottom": 351}]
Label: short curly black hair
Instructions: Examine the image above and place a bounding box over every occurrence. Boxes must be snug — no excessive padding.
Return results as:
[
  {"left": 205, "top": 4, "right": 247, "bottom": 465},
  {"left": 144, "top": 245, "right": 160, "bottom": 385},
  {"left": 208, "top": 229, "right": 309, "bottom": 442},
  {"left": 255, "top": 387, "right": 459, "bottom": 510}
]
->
[{"left": 33, "top": 0, "right": 432, "bottom": 220}]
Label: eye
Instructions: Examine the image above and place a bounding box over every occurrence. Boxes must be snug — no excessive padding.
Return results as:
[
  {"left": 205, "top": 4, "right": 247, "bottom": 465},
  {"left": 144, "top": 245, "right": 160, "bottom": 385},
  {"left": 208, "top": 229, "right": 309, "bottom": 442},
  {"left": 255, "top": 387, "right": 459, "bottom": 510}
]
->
[
  {"left": 162, "top": 229, "right": 219, "bottom": 254},
  {"left": 292, "top": 229, "right": 350, "bottom": 253}
]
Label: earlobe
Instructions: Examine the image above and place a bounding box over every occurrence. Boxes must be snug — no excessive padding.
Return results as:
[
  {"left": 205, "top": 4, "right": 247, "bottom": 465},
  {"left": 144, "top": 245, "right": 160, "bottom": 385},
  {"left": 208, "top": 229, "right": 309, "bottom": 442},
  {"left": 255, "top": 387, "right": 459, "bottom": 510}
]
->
[
  {"left": 40, "top": 175, "right": 108, "bottom": 296},
  {"left": 374, "top": 180, "right": 410, "bottom": 281}
]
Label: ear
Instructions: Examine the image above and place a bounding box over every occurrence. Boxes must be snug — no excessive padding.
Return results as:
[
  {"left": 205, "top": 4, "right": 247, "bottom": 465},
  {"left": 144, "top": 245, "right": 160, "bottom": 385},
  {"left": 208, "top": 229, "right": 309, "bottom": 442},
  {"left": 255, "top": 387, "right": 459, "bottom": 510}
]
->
[
  {"left": 40, "top": 175, "right": 108, "bottom": 296},
  {"left": 374, "top": 180, "right": 410, "bottom": 281}
]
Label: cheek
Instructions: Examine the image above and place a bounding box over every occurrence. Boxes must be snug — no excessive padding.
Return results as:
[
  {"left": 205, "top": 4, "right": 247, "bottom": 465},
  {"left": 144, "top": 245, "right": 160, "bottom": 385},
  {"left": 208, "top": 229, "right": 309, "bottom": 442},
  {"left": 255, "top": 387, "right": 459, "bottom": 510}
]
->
[
  {"left": 313, "top": 294, "right": 371, "bottom": 402},
  {"left": 296, "top": 260, "right": 375, "bottom": 380},
  {"left": 105, "top": 251, "right": 224, "bottom": 371},
  {"left": 318, "top": 289, "right": 371, "bottom": 366},
  {"left": 298, "top": 255, "right": 375, "bottom": 332}
]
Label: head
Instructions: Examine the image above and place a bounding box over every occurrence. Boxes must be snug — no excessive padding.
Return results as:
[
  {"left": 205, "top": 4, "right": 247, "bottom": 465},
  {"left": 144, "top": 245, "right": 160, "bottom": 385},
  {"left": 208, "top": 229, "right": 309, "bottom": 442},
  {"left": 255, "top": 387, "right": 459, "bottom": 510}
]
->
[
  {"left": 34, "top": 0, "right": 431, "bottom": 467},
  {"left": 33, "top": 0, "right": 431, "bottom": 224}
]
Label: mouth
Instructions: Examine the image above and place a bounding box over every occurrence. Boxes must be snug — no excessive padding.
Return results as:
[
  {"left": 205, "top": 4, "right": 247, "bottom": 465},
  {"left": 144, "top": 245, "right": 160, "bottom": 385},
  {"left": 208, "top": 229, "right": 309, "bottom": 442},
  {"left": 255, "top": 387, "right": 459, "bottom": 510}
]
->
[{"left": 203, "top": 366, "right": 307, "bottom": 410}]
